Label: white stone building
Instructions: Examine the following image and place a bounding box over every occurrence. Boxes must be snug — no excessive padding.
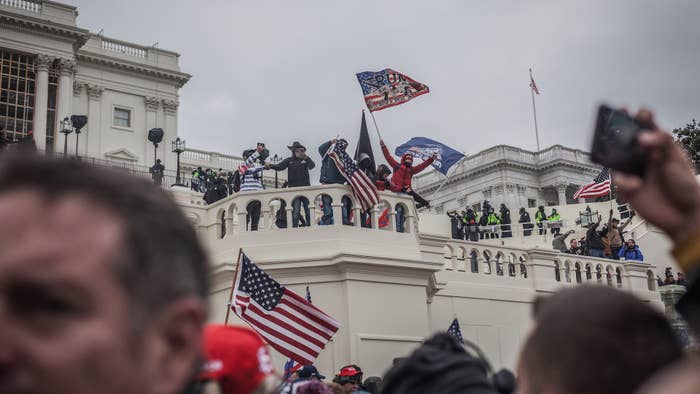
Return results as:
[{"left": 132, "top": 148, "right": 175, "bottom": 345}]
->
[
  {"left": 0, "top": 0, "right": 189, "bottom": 169},
  {"left": 412, "top": 144, "right": 604, "bottom": 213}
]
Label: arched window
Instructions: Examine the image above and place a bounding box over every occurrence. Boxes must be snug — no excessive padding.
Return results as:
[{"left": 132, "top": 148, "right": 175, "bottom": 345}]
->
[
  {"left": 616, "top": 267, "right": 623, "bottom": 288},
  {"left": 554, "top": 261, "right": 561, "bottom": 282},
  {"left": 575, "top": 263, "right": 582, "bottom": 284},
  {"left": 606, "top": 266, "right": 614, "bottom": 286},
  {"left": 585, "top": 264, "right": 592, "bottom": 281},
  {"left": 647, "top": 270, "right": 656, "bottom": 291},
  {"left": 482, "top": 251, "right": 492, "bottom": 275},
  {"left": 443, "top": 245, "right": 454, "bottom": 271},
  {"left": 219, "top": 210, "right": 226, "bottom": 239},
  {"left": 470, "top": 251, "right": 479, "bottom": 273},
  {"left": 519, "top": 256, "right": 528, "bottom": 278},
  {"left": 495, "top": 254, "right": 505, "bottom": 276},
  {"left": 596, "top": 264, "right": 603, "bottom": 283},
  {"left": 508, "top": 255, "right": 516, "bottom": 277},
  {"left": 564, "top": 262, "right": 572, "bottom": 283}
]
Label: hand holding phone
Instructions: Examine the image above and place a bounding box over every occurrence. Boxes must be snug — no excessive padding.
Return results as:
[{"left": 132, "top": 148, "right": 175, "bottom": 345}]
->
[{"left": 590, "top": 105, "right": 652, "bottom": 176}]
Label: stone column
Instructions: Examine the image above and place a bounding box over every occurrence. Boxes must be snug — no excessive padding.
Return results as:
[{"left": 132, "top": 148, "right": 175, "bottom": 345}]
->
[
  {"left": 555, "top": 183, "right": 568, "bottom": 206},
  {"left": 86, "top": 84, "right": 104, "bottom": 159},
  {"left": 56, "top": 58, "right": 76, "bottom": 153},
  {"left": 162, "top": 99, "right": 179, "bottom": 169},
  {"left": 32, "top": 54, "right": 53, "bottom": 151}
]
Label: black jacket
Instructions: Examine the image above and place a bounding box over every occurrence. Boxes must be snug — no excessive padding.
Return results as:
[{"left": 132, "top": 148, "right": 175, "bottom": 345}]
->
[
  {"left": 500, "top": 208, "right": 511, "bottom": 225},
  {"left": 586, "top": 222, "right": 606, "bottom": 250},
  {"left": 519, "top": 211, "right": 531, "bottom": 224},
  {"left": 270, "top": 156, "right": 315, "bottom": 187},
  {"left": 318, "top": 140, "right": 346, "bottom": 184}
]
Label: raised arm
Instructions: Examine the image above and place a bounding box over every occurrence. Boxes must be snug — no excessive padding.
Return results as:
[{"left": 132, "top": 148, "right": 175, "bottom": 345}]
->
[
  {"left": 305, "top": 156, "right": 316, "bottom": 170},
  {"left": 620, "top": 211, "right": 636, "bottom": 231},
  {"left": 380, "top": 140, "right": 400, "bottom": 169},
  {"left": 245, "top": 150, "right": 260, "bottom": 167},
  {"left": 412, "top": 155, "right": 436, "bottom": 174},
  {"left": 318, "top": 140, "right": 332, "bottom": 157}
]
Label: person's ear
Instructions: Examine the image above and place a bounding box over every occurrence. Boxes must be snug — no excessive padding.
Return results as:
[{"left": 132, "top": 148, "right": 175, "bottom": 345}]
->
[{"left": 142, "top": 297, "right": 206, "bottom": 394}]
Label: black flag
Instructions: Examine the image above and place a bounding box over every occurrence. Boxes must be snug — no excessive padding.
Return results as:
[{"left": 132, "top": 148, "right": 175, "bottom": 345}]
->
[{"left": 354, "top": 110, "right": 376, "bottom": 178}]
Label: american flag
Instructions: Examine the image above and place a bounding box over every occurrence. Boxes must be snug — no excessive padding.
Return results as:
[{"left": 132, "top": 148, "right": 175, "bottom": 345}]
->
[
  {"left": 327, "top": 140, "right": 379, "bottom": 211},
  {"left": 573, "top": 167, "right": 611, "bottom": 199},
  {"left": 447, "top": 318, "right": 464, "bottom": 343},
  {"left": 529, "top": 68, "right": 540, "bottom": 95},
  {"left": 283, "top": 286, "right": 313, "bottom": 378},
  {"left": 232, "top": 253, "right": 340, "bottom": 365}
]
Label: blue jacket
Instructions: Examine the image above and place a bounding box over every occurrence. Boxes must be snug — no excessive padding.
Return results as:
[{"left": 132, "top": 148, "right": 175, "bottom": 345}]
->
[
  {"left": 318, "top": 140, "right": 346, "bottom": 184},
  {"left": 618, "top": 246, "right": 644, "bottom": 261}
]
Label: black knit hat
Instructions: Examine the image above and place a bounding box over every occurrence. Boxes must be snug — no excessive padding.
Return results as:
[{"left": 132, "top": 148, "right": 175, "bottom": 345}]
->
[{"left": 382, "top": 333, "right": 500, "bottom": 394}]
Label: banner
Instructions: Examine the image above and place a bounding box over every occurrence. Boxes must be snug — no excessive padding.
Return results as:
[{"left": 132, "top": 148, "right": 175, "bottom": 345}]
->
[
  {"left": 395, "top": 137, "right": 464, "bottom": 176},
  {"left": 356, "top": 68, "right": 429, "bottom": 112}
]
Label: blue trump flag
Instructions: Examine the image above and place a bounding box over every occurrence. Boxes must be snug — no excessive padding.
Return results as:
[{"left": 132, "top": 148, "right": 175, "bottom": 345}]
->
[{"left": 394, "top": 137, "right": 464, "bottom": 175}]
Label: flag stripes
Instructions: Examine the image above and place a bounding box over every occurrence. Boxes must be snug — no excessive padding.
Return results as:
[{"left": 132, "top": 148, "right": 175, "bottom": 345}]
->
[
  {"left": 573, "top": 167, "right": 611, "bottom": 199},
  {"left": 232, "top": 253, "right": 340, "bottom": 366}
]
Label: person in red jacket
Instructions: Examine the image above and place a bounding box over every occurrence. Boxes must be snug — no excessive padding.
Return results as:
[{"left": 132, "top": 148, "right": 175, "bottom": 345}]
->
[{"left": 380, "top": 139, "right": 437, "bottom": 208}]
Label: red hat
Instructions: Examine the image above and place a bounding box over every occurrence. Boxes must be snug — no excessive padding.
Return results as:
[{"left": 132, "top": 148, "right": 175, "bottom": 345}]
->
[
  {"left": 198, "top": 324, "right": 275, "bottom": 394},
  {"left": 339, "top": 366, "right": 362, "bottom": 377}
]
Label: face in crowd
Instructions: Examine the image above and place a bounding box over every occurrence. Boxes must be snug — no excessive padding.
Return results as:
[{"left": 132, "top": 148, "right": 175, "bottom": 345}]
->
[{"left": 0, "top": 155, "right": 208, "bottom": 394}]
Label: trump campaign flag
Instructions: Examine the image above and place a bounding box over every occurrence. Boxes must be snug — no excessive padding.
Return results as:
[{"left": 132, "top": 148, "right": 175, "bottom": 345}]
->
[
  {"left": 356, "top": 68, "right": 429, "bottom": 112},
  {"left": 395, "top": 137, "right": 465, "bottom": 176}
]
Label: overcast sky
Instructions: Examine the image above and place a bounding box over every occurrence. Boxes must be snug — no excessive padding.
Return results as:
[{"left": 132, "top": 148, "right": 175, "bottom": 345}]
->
[{"left": 69, "top": 0, "right": 699, "bottom": 162}]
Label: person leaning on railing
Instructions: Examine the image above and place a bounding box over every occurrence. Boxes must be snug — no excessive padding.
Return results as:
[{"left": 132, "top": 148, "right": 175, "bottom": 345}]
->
[{"left": 613, "top": 108, "right": 700, "bottom": 394}]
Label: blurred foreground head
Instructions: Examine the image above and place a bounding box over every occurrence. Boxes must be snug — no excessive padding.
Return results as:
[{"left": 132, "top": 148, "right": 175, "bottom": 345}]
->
[
  {"left": 518, "top": 286, "right": 683, "bottom": 394},
  {"left": 382, "top": 332, "right": 512, "bottom": 394},
  {"left": 0, "top": 154, "right": 209, "bottom": 394}
]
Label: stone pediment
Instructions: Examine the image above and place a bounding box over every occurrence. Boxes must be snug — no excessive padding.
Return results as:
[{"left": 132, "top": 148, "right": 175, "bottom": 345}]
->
[{"left": 104, "top": 148, "right": 138, "bottom": 162}]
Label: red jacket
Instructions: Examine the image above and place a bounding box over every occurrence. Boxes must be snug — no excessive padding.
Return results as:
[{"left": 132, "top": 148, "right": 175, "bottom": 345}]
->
[{"left": 381, "top": 144, "right": 434, "bottom": 192}]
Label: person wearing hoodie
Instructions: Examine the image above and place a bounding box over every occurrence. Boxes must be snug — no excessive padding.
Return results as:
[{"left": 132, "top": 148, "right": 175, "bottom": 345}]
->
[
  {"left": 519, "top": 208, "right": 533, "bottom": 236},
  {"left": 618, "top": 239, "right": 644, "bottom": 261},
  {"left": 380, "top": 139, "right": 436, "bottom": 209},
  {"left": 374, "top": 164, "right": 392, "bottom": 191}
]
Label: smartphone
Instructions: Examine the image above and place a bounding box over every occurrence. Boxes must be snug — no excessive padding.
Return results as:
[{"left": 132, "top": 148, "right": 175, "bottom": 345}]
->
[{"left": 590, "top": 105, "right": 650, "bottom": 176}]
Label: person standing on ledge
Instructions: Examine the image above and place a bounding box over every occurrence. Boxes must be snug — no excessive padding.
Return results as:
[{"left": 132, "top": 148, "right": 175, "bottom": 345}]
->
[
  {"left": 267, "top": 141, "right": 315, "bottom": 227},
  {"left": 379, "top": 139, "right": 436, "bottom": 209}
]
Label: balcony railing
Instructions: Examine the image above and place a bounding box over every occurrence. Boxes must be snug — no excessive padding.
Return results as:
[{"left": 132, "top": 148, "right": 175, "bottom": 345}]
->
[
  {"left": 441, "top": 238, "right": 658, "bottom": 293},
  {"left": 0, "top": 0, "right": 41, "bottom": 13},
  {"left": 192, "top": 184, "right": 420, "bottom": 237},
  {"left": 100, "top": 37, "right": 147, "bottom": 58}
]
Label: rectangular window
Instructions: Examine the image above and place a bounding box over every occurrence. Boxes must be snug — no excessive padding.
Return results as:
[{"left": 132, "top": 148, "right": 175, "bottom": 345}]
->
[
  {"left": 527, "top": 198, "right": 536, "bottom": 208},
  {"left": 113, "top": 107, "right": 131, "bottom": 128}
]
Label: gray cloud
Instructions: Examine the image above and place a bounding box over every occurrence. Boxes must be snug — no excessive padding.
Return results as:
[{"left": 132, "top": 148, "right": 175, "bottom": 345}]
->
[{"left": 69, "top": 0, "right": 700, "bottom": 167}]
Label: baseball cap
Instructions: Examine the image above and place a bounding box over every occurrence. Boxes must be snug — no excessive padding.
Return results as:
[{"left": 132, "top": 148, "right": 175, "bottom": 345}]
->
[
  {"left": 298, "top": 365, "right": 326, "bottom": 380},
  {"left": 198, "top": 324, "right": 276, "bottom": 394}
]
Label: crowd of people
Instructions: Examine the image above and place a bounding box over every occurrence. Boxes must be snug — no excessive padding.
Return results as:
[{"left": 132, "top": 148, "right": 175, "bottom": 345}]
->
[
  {"left": 448, "top": 202, "right": 645, "bottom": 261},
  {"left": 188, "top": 139, "right": 437, "bottom": 232},
  {"left": 3, "top": 108, "right": 700, "bottom": 394}
]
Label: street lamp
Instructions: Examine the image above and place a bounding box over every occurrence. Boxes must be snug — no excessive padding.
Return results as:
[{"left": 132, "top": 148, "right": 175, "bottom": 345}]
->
[
  {"left": 172, "top": 137, "right": 186, "bottom": 187},
  {"left": 59, "top": 117, "right": 73, "bottom": 158},
  {"left": 272, "top": 154, "right": 279, "bottom": 188},
  {"left": 70, "top": 115, "right": 88, "bottom": 159}
]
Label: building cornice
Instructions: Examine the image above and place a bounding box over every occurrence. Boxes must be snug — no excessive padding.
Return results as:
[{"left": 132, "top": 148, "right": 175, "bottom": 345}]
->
[
  {"left": 0, "top": 10, "right": 88, "bottom": 50},
  {"left": 417, "top": 158, "right": 600, "bottom": 194},
  {"left": 75, "top": 51, "right": 191, "bottom": 88}
]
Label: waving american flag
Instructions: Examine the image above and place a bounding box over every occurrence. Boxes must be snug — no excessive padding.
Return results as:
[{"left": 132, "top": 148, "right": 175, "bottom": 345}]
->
[
  {"left": 327, "top": 140, "right": 379, "bottom": 211},
  {"left": 573, "top": 167, "right": 611, "bottom": 199},
  {"left": 232, "top": 253, "right": 340, "bottom": 366}
]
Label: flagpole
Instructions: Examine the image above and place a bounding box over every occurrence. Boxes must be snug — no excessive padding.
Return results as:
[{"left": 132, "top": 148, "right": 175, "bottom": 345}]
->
[
  {"left": 224, "top": 248, "right": 243, "bottom": 324},
  {"left": 368, "top": 109, "right": 383, "bottom": 140},
  {"left": 529, "top": 68, "right": 541, "bottom": 152},
  {"left": 430, "top": 156, "right": 466, "bottom": 201}
]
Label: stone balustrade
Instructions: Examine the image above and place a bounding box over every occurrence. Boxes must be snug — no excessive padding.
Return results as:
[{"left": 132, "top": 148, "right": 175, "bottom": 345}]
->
[
  {"left": 440, "top": 238, "right": 658, "bottom": 297},
  {"left": 100, "top": 37, "right": 147, "bottom": 58},
  {"left": 0, "top": 0, "right": 40, "bottom": 13},
  {"left": 188, "top": 184, "right": 419, "bottom": 239}
]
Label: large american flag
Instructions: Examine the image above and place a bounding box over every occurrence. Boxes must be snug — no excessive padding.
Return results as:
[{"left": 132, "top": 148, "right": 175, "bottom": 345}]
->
[
  {"left": 573, "top": 167, "right": 611, "bottom": 199},
  {"left": 232, "top": 253, "right": 340, "bottom": 365},
  {"left": 327, "top": 140, "right": 379, "bottom": 211}
]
